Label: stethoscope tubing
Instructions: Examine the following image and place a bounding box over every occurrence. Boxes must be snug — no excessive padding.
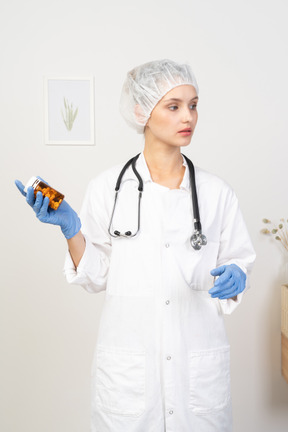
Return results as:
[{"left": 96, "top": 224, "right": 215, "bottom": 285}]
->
[
  {"left": 182, "top": 154, "right": 202, "bottom": 232},
  {"left": 108, "top": 153, "right": 207, "bottom": 249},
  {"left": 108, "top": 154, "right": 142, "bottom": 238}
]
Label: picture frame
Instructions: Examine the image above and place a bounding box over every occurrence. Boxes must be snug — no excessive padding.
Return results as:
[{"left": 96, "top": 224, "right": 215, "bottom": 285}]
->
[{"left": 44, "top": 77, "right": 95, "bottom": 145}]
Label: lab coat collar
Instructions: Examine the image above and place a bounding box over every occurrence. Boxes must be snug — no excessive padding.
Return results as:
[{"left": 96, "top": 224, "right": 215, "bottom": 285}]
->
[{"left": 123, "top": 152, "right": 190, "bottom": 191}]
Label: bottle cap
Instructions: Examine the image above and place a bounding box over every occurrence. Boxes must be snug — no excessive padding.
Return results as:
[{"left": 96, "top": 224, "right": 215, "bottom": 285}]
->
[{"left": 24, "top": 176, "right": 40, "bottom": 193}]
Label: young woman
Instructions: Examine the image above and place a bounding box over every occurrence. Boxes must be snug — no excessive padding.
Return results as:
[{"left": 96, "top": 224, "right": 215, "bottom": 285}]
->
[{"left": 16, "top": 59, "right": 256, "bottom": 432}]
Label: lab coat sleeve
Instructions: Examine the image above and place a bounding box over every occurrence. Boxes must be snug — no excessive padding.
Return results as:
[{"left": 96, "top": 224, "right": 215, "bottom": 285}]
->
[
  {"left": 216, "top": 187, "right": 256, "bottom": 314},
  {"left": 63, "top": 175, "right": 112, "bottom": 293}
]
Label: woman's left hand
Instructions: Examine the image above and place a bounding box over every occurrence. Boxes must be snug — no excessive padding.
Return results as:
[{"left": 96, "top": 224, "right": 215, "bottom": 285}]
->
[{"left": 209, "top": 264, "right": 246, "bottom": 300}]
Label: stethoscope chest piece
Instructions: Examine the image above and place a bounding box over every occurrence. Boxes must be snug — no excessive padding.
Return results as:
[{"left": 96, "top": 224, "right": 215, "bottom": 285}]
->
[{"left": 190, "top": 231, "right": 207, "bottom": 251}]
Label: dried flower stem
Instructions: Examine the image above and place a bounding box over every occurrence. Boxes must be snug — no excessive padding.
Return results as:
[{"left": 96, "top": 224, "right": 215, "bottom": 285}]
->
[{"left": 261, "top": 218, "right": 288, "bottom": 253}]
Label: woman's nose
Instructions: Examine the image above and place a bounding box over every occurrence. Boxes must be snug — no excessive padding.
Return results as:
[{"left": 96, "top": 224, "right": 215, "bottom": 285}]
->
[{"left": 182, "top": 106, "right": 193, "bottom": 122}]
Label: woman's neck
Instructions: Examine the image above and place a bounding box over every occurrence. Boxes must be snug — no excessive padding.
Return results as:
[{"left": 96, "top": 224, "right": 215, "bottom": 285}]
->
[{"left": 143, "top": 144, "right": 185, "bottom": 189}]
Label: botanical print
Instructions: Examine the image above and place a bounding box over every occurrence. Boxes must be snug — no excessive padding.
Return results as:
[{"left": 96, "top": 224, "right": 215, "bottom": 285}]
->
[
  {"left": 44, "top": 77, "right": 94, "bottom": 145},
  {"left": 61, "top": 97, "right": 78, "bottom": 131}
]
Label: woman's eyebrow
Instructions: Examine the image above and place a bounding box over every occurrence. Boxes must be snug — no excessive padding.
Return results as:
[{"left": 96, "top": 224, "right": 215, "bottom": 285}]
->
[{"left": 163, "top": 96, "right": 199, "bottom": 103}]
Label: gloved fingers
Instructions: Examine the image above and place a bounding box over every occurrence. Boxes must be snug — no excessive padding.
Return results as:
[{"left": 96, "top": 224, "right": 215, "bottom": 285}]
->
[
  {"left": 32, "top": 191, "right": 44, "bottom": 214},
  {"left": 15, "top": 180, "right": 27, "bottom": 197},
  {"left": 228, "top": 265, "right": 247, "bottom": 293},
  {"left": 26, "top": 187, "right": 36, "bottom": 207},
  {"left": 213, "top": 267, "right": 233, "bottom": 287},
  {"left": 220, "top": 283, "right": 245, "bottom": 299},
  {"left": 209, "top": 276, "right": 235, "bottom": 297},
  {"left": 217, "top": 283, "right": 239, "bottom": 299},
  {"left": 37, "top": 196, "right": 50, "bottom": 222},
  {"left": 210, "top": 265, "right": 226, "bottom": 277}
]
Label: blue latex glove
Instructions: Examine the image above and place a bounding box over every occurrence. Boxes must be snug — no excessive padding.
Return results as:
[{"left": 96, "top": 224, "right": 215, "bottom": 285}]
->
[
  {"left": 15, "top": 179, "right": 81, "bottom": 239},
  {"left": 209, "top": 264, "right": 246, "bottom": 300}
]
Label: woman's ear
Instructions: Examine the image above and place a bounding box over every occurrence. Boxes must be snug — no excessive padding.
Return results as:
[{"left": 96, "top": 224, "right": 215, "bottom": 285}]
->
[{"left": 134, "top": 104, "right": 147, "bottom": 125}]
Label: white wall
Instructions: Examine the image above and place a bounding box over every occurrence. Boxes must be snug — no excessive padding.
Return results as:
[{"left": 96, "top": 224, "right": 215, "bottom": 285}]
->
[{"left": 1, "top": 0, "right": 288, "bottom": 430}]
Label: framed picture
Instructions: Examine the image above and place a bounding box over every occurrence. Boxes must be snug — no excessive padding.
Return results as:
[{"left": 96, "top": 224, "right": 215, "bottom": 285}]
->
[{"left": 44, "top": 77, "right": 95, "bottom": 145}]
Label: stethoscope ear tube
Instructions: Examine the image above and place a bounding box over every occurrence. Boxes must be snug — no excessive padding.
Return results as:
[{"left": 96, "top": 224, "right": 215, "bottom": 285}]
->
[
  {"left": 131, "top": 155, "right": 143, "bottom": 192},
  {"left": 115, "top": 154, "right": 141, "bottom": 192}
]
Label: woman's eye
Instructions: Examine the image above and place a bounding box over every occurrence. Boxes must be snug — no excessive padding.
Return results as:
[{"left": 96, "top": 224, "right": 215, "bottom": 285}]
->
[
  {"left": 190, "top": 104, "right": 197, "bottom": 110},
  {"left": 169, "top": 105, "right": 178, "bottom": 111}
]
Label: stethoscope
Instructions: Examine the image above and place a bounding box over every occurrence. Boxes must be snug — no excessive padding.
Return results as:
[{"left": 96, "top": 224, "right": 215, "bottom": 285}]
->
[{"left": 108, "top": 153, "right": 207, "bottom": 250}]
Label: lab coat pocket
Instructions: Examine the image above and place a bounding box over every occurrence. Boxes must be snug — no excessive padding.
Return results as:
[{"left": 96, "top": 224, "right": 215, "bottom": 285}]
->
[
  {"left": 94, "top": 346, "right": 146, "bottom": 417},
  {"left": 188, "top": 346, "right": 230, "bottom": 415}
]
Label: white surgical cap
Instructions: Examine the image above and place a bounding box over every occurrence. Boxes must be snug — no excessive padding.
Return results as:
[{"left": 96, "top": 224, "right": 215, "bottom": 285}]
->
[{"left": 119, "top": 59, "right": 199, "bottom": 134}]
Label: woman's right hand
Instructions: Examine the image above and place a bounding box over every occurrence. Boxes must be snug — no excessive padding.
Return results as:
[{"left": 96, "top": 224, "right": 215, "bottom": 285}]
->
[{"left": 15, "top": 179, "right": 81, "bottom": 239}]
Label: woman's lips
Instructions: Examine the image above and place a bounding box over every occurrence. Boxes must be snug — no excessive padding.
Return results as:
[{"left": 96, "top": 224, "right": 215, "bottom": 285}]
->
[{"left": 178, "top": 128, "right": 192, "bottom": 136}]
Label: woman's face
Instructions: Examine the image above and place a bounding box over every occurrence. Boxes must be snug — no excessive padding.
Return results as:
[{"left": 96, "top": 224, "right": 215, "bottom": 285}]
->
[{"left": 145, "top": 85, "right": 198, "bottom": 149}]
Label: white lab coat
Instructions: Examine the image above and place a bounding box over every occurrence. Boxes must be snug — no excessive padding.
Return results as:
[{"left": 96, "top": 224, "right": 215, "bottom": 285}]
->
[{"left": 64, "top": 153, "right": 256, "bottom": 432}]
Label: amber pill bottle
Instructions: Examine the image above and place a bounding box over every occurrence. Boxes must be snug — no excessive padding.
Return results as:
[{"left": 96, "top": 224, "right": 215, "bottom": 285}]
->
[{"left": 25, "top": 177, "right": 65, "bottom": 210}]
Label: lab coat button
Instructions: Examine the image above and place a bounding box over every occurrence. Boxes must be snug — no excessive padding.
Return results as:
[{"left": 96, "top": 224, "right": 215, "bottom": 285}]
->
[
  {"left": 165, "top": 243, "right": 170, "bottom": 248},
  {"left": 167, "top": 356, "right": 171, "bottom": 360},
  {"left": 166, "top": 300, "right": 170, "bottom": 305},
  {"left": 169, "top": 410, "right": 173, "bottom": 415}
]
